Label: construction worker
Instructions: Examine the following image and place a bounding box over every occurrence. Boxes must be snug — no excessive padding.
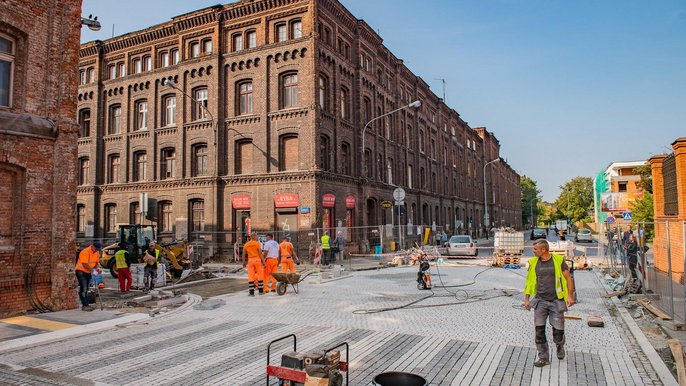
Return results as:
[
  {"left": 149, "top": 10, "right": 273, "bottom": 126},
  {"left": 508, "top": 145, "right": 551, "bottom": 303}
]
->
[
  {"left": 143, "top": 242, "right": 160, "bottom": 292},
  {"left": 242, "top": 232, "right": 265, "bottom": 296},
  {"left": 76, "top": 242, "right": 101, "bottom": 311},
  {"left": 279, "top": 236, "right": 299, "bottom": 273},
  {"left": 262, "top": 233, "right": 281, "bottom": 293},
  {"left": 114, "top": 243, "right": 133, "bottom": 293},
  {"left": 320, "top": 231, "right": 331, "bottom": 266},
  {"left": 524, "top": 239, "right": 575, "bottom": 367}
]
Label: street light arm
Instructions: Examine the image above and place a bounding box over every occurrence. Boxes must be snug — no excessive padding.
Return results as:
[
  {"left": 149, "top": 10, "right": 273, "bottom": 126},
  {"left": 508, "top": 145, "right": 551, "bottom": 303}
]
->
[
  {"left": 483, "top": 158, "right": 500, "bottom": 233},
  {"left": 164, "top": 79, "right": 216, "bottom": 148}
]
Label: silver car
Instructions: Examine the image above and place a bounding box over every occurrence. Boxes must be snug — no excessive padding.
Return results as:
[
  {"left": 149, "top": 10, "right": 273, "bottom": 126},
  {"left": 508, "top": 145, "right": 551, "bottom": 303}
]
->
[
  {"left": 575, "top": 229, "right": 594, "bottom": 243},
  {"left": 445, "top": 235, "right": 478, "bottom": 256}
]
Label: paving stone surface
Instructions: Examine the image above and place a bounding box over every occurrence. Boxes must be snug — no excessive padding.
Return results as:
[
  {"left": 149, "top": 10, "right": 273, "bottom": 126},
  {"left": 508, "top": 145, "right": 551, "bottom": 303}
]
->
[{"left": 0, "top": 266, "right": 667, "bottom": 385}]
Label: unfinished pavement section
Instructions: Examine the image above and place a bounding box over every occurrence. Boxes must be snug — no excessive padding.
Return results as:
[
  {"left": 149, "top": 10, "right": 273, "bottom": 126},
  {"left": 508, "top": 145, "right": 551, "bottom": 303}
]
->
[{"left": 0, "top": 267, "right": 674, "bottom": 385}]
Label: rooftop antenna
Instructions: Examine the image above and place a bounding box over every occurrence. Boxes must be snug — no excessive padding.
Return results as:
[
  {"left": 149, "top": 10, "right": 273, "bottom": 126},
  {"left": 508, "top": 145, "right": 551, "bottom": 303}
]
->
[
  {"left": 434, "top": 78, "right": 446, "bottom": 103},
  {"left": 111, "top": 24, "right": 115, "bottom": 38}
]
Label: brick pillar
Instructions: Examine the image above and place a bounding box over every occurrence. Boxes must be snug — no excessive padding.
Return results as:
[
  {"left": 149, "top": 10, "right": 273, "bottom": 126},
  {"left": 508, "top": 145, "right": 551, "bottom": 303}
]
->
[
  {"left": 649, "top": 154, "right": 668, "bottom": 273},
  {"left": 672, "top": 137, "right": 686, "bottom": 221}
]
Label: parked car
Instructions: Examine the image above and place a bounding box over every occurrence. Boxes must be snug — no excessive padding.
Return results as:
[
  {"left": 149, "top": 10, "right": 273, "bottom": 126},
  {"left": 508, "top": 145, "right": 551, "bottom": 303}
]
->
[
  {"left": 444, "top": 235, "right": 478, "bottom": 256},
  {"left": 575, "top": 229, "right": 594, "bottom": 243},
  {"left": 530, "top": 228, "right": 547, "bottom": 240}
]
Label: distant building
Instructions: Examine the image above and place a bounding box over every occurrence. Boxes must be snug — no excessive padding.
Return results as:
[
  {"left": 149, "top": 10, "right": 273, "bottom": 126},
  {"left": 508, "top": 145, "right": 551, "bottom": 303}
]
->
[
  {"left": 76, "top": 0, "right": 521, "bottom": 256},
  {"left": 593, "top": 160, "right": 647, "bottom": 224},
  {"left": 0, "top": 0, "right": 83, "bottom": 316},
  {"left": 648, "top": 137, "right": 686, "bottom": 282}
]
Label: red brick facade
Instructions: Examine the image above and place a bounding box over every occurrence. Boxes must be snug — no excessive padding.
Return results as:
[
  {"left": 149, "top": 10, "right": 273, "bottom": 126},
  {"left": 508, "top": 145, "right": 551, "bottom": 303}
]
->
[
  {"left": 649, "top": 137, "right": 686, "bottom": 283},
  {"left": 76, "top": 0, "right": 521, "bottom": 255},
  {"left": 0, "top": 0, "right": 83, "bottom": 316}
]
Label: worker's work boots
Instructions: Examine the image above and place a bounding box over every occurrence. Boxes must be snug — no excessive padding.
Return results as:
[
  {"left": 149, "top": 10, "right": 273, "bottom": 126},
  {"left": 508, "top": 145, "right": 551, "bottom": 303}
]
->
[
  {"left": 556, "top": 345, "right": 565, "bottom": 360},
  {"left": 81, "top": 305, "right": 94, "bottom": 312},
  {"left": 534, "top": 358, "right": 549, "bottom": 367}
]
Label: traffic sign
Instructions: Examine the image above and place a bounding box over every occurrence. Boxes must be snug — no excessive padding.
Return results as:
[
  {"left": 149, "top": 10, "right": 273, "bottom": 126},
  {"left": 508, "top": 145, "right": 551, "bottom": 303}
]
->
[
  {"left": 607, "top": 216, "right": 615, "bottom": 224},
  {"left": 393, "top": 187, "right": 406, "bottom": 202},
  {"left": 622, "top": 212, "right": 632, "bottom": 220},
  {"left": 380, "top": 201, "right": 393, "bottom": 209}
]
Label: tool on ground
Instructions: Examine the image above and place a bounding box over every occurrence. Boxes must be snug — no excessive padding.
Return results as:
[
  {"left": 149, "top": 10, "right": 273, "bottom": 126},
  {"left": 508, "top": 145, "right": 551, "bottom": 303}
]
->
[
  {"left": 93, "top": 272, "right": 103, "bottom": 311},
  {"left": 266, "top": 334, "right": 348, "bottom": 386},
  {"left": 270, "top": 271, "right": 314, "bottom": 296}
]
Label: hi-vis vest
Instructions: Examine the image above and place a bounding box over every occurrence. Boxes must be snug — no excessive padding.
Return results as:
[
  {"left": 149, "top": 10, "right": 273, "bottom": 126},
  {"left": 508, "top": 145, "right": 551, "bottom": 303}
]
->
[
  {"left": 524, "top": 253, "right": 569, "bottom": 301},
  {"left": 114, "top": 250, "right": 128, "bottom": 270},
  {"left": 321, "top": 235, "right": 331, "bottom": 249}
]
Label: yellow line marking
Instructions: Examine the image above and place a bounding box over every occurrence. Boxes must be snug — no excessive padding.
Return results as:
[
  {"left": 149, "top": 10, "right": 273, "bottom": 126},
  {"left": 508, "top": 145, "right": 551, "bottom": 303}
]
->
[{"left": 0, "top": 316, "right": 76, "bottom": 332}]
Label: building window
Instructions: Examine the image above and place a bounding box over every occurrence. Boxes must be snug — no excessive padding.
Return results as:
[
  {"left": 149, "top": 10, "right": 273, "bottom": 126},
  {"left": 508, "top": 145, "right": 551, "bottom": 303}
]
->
[
  {"left": 618, "top": 181, "right": 628, "bottom": 192},
  {"left": 159, "top": 201, "right": 173, "bottom": 233},
  {"left": 108, "top": 105, "right": 121, "bottom": 135},
  {"left": 144, "top": 56, "right": 152, "bottom": 71},
  {"left": 202, "top": 39, "right": 212, "bottom": 54},
  {"left": 193, "top": 87, "right": 208, "bottom": 120},
  {"left": 78, "top": 157, "right": 89, "bottom": 185},
  {"left": 79, "top": 69, "right": 86, "bottom": 85},
  {"left": 340, "top": 87, "right": 349, "bottom": 120},
  {"left": 281, "top": 73, "right": 298, "bottom": 108},
  {"left": 232, "top": 34, "right": 243, "bottom": 51},
  {"left": 108, "top": 154, "right": 120, "bottom": 184},
  {"left": 279, "top": 135, "right": 298, "bottom": 171},
  {"left": 235, "top": 139, "right": 253, "bottom": 174},
  {"left": 133, "top": 151, "right": 146, "bottom": 182},
  {"left": 190, "top": 200, "right": 204, "bottom": 232},
  {"left": 246, "top": 30, "right": 257, "bottom": 48},
  {"left": 77, "top": 204, "right": 86, "bottom": 233},
  {"left": 193, "top": 144, "right": 208, "bottom": 176},
  {"left": 105, "top": 204, "right": 117, "bottom": 234},
  {"left": 238, "top": 81, "right": 253, "bottom": 115},
  {"left": 362, "top": 98, "right": 371, "bottom": 125},
  {"left": 275, "top": 23, "right": 287, "bottom": 42},
  {"left": 339, "top": 142, "right": 350, "bottom": 175},
  {"left": 318, "top": 75, "right": 328, "bottom": 110},
  {"left": 160, "top": 51, "right": 170, "bottom": 68},
  {"left": 291, "top": 20, "right": 302, "bottom": 39},
  {"left": 419, "top": 130, "right": 425, "bottom": 153},
  {"left": 190, "top": 42, "right": 200, "bottom": 58},
  {"left": 87, "top": 67, "right": 94, "bottom": 83},
  {"left": 161, "top": 148, "right": 175, "bottom": 179},
  {"left": 408, "top": 164, "right": 413, "bottom": 188},
  {"left": 117, "top": 62, "right": 125, "bottom": 78},
  {"left": 319, "top": 135, "right": 330, "bottom": 171},
  {"left": 162, "top": 95, "right": 176, "bottom": 126},
  {"left": 171, "top": 49, "right": 179, "bottom": 65},
  {"left": 130, "top": 202, "right": 141, "bottom": 224},
  {"left": 133, "top": 58, "right": 142, "bottom": 74},
  {"left": 134, "top": 100, "right": 148, "bottom": 130},
  {"left": 108, "top": 64, "right": 116, "bottom": 80},
  {"left": 78, "top": 108, "right": 91, "bottom": 137},
  {"left": 323, "top": 27, "right": 331, "bottom": 45}
]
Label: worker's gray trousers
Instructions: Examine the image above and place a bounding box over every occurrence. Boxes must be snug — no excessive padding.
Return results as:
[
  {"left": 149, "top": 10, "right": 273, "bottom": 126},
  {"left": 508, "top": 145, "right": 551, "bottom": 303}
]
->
[{"left": 532, "top": 298, "right": 567, "bottom": 360}]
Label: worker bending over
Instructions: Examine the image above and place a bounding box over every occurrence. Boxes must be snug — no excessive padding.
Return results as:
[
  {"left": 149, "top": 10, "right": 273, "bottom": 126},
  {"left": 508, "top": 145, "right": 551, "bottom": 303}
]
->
[{"left": 279, "top": 236, "right": 299, "bottom": 273}]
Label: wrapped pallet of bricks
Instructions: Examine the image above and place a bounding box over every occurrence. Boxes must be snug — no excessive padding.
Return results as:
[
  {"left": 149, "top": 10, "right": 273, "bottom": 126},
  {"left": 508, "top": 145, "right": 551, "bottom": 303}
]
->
[{"left": 130, "top": 263, "right": 166, "bottom": 289}]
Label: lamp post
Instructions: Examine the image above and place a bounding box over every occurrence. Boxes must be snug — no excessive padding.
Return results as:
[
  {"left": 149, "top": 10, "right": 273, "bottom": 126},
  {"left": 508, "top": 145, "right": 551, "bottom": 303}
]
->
[
  {"left": 483, "top": 158, "right": 500, "bottom": 240},
  {"left": 360, "top": 100, "right": 420, "bottom": 249},
  {"left": 530, "top": 198, "right": 536, "bottom": 228},
  {"left": 163, "top": 79, "right": 216, "bottom": 147}
]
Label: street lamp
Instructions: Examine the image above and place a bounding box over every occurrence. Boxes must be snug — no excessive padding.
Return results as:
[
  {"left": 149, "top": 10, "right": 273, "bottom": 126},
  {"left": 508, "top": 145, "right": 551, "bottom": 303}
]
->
[
  {"left": 360, "top": 100, "right": 420, "bottom": 249},
  {"left": 483, "top": 158, "right": 500, "bottom": 240},
  {"left": 530, "top": 198, "right": 536, "bottom": 228},
  {"left": 163, "top": 78, "right": 216, "bottom": 146}
]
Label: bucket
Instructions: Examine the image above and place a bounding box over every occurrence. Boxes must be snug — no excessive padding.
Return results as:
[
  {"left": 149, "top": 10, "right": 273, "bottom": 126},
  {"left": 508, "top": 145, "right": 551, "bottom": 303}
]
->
[
  {"left": 372, "top": 372, "right": 427, "bottom": 386},
  {"left": 374, "top": 245, "right": 382, "bottom": 260}
]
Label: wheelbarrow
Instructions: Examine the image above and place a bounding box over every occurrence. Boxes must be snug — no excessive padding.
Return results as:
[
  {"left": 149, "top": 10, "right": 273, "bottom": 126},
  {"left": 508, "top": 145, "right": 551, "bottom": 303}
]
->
[{"left": 271, "top": 272, "right": 312, "bottom": 295}]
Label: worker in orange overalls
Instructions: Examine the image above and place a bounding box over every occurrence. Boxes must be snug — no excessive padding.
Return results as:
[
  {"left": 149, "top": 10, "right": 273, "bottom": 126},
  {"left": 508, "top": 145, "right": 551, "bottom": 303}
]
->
[
  {"left": 262, "top": 233, "right": 281, "bottom": 293},
  {"left": 279, "top": 235, "right": 299, "bottom": 273},
  {"left": 242, "top": 232, "right": 265, "bottom": 296},
  {"left": 76, "top": 242, "right": 101, "bottom": 311}
]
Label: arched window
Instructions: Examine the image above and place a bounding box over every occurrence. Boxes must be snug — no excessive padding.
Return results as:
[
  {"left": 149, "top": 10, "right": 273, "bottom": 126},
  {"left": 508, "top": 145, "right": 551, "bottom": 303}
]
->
[
  {"left": 237, "top": 80, "right": 253, "bottom": 114},
  {"left": 232, "top": 33, "right": 243, "bottom": 52},
  {"left": 76, "top": 204, "right": 86, "bottom": 233},
  {"left": 235, "top": 139, "right": 253, "bottom": 174},
  {"left": 161, "top": 147, "right": 175, "bottom": 179},
  {"left": 341, "top": 142, "right": 350, "bottom": 175},
  {"left": 189, "top": 199, "right": 204, "bottom": 232},
  {"left": 340, "top": 87, "right": 349, "bottom": 120},
  {"left": 319, "top": 135, "right": 330, "bottom": 171},
  {"left": 162, "top": 94, "right": 176, "bottom": 126},
  {"left": 130, "top": 202, "right": 141, "bottom": 224},
  {"left": 134, "top": 99, "right": 148, "bottom": 130},
  {"left": 290, "top": 19, "right": 302, "bottom": 39},
  {"left": 107, "top": 154, "right": 120, "bottom": 184},
  {"left": 281, "top": 73, "right": 298, "bottom": 108},
  {"left": 78, "top": 108, "right": 91, "bottom": 137},
  {"left": 317, "top": 75, "right": 328, "bottom": 110},
  {"left": 78, "top": 157, "right": 89, "bottom": 185},
  {"left": 133, "top": 151, "right": 146, "bottom": 181},
  {"left": 104, "top": 204, "right": 117, "bottom": 234},
  {"left": 246, "top": 30, "right": 257, "bottom": 49},
  {"left": 158, "top": 201, "right": 173, "bottom": 233},
  {"left": 192, "top": 143, "right": 208, "bottom": 176},
  {"left": 275, "top": 23, "right": 287, "bottom": 42},
  {"left": 279, "top": 135, "right": 298, "bottom": 171},
  {"left": 193, "top": 87, "right": 208, "bottom": 120},
  {"left": 108, "top": 104, "right": 121, "bottom": 135}
]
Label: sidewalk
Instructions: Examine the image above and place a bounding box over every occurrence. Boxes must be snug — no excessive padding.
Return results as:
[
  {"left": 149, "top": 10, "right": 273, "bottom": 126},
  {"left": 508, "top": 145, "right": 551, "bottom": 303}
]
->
[{"left": 0, "top": 264, "right": 675, "bottom": 385}]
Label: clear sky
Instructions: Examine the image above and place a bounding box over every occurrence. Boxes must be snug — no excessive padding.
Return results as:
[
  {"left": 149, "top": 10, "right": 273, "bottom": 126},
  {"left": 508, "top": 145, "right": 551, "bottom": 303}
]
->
[{"left": 80, "top": 0, "right": 686, "bottom": 202}]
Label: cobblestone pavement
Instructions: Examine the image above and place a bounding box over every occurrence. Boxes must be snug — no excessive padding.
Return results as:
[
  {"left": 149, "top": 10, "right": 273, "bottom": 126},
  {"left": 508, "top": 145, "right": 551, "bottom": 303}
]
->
[{"left": 0, "top": 266, "right": 668, "bottom": 385}]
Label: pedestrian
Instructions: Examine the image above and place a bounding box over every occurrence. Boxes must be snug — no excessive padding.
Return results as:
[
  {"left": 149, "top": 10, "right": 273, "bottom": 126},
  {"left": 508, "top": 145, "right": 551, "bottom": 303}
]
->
[
  {"left": 242, "top": 232, "right": 265, "bottom": 296},
  {"left": 441, "top": 231, "right": 448, "bottom": 246},
  {"left": 321, "top": 231, "right": 332, "bottom": 266},
  {"left": 143, "top": 242, "right": 159, "bottom": 292},
  {"left": 280, "top": 235, "right": 299, "bottom": 273},
  {"left": 262, "top": 233, "right": 281, "bottom": 293},
  {"left": 75, "top": 242, "right": 101, "bottom": 311},
  {"left": 626, "top": 233, "right": 639, "bottom": 280},
  {"left": 434, "top": 232, "right": 441, "bottom": 246},
  {"left": 333, "top": 230, "right": 346, "bottom": 263},
  {"left": 524, "top": 239, "right": 575, "bottom": 367},
  {"left": 114, "top": 243, "right": 133, "bottom": 293}
]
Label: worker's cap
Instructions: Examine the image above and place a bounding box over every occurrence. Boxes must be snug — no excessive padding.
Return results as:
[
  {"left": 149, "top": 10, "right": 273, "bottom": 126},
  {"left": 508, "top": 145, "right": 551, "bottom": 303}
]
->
[
  {"left": 149, "top": 241, "right": 156, "bottom": 247},
  {"left": 92, "top": 242, "right": 102, "bottom": 250}
]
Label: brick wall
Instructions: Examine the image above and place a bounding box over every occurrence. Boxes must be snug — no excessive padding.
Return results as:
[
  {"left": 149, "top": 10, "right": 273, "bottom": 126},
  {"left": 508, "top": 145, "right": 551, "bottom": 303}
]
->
[{"left": 0, "top": 0, "right": 82, "bottom": 316}]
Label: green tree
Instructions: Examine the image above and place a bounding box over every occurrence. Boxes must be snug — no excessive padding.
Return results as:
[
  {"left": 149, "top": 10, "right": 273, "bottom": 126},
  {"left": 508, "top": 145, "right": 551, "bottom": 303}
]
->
[
  {"left": 520, "top": 175, "right": 541, "bottom": 227},
  {"left": 633, "top": 164, "right": 652, "bottom": 193},
  {"left": 556, "top": 177, "right": 594, "bottom": 225},
  {"left": 538, "top": 201, "right": 557, "bottom": 227},
  {"left": 630, "top": 191, "right": 654, "bottom": 239}
]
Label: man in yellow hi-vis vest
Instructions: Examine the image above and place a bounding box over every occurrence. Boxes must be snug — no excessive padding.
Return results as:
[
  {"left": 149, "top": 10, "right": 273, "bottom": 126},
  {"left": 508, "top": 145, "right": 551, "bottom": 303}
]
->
[
  {"left": 114, "top": 244, "right": 132, "bottom": 293},
  {"left": 524, "top": 239, "right": 575, "bottom": 368}
]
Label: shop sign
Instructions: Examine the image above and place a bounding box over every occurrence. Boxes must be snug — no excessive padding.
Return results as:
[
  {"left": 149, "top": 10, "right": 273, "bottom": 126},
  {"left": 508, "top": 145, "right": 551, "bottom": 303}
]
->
[
  {"left": 274, "top": 193, "right": 299, "bottom": 208},
  {"left": 345, "top": 195, "right": 356, "bottom": 209},
  {"left": 322, "top": 193, "right": 336, "bottom": 208},
  {"left": 231, "top": 195, "right": 251, "bottom": 209}
]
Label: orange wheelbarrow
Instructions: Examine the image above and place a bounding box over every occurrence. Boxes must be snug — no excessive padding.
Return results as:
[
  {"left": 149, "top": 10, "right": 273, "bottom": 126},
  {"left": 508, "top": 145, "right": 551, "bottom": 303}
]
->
[{"left": 271, "top": 272, "right": 312, "bottom": 295}]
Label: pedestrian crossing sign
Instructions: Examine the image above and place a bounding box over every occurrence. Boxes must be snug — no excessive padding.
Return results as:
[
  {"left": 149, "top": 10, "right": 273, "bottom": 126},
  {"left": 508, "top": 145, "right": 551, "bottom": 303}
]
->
[{"left": 622, "top": 212, "right": 632, "bottom": 220}]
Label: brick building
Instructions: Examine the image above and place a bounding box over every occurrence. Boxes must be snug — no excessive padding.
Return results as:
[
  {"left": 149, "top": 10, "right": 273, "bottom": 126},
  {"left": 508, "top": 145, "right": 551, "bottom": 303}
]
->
[
  {"left": 649, "top": 137, "right": 686, "bottom": 282},
  {"left": 76, "top": 0, "right": 521, "bottom": 255},
  {"left": 0, "top": 0, "right": 83, "bottom": 316}
]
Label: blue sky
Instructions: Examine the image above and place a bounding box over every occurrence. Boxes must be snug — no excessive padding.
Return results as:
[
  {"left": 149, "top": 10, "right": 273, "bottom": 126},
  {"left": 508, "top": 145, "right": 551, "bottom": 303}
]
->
[{"left": 80, "top": 0, "right": 686, "bottom": 201}]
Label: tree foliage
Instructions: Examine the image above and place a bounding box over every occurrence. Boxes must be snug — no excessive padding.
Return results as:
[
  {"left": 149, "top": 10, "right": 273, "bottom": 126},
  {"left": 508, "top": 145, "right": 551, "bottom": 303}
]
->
[
  {"left": 555, "top": 177, "right": 594, "bottom": 224},
  {"left": 520, "top": 175, "right": 541, "bottom": 226},
  {"left": 633, "top": 164, "right": 652, "bottom": 194},
  {"left": 630, "top": 191, "right": 654, "bottom": 240}
]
